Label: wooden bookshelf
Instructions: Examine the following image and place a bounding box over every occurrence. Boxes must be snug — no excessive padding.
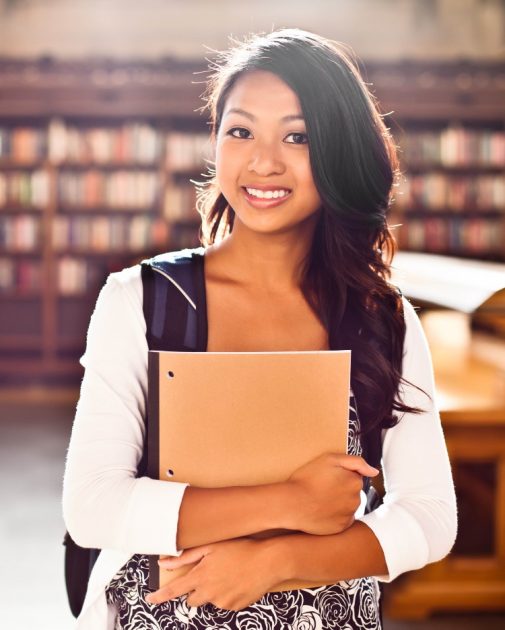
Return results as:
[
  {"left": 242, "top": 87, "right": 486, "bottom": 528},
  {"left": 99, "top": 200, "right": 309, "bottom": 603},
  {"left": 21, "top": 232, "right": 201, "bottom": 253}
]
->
[
  {"left": 362, "top": 61, "right": 505, "bottom": 261},
  {"left": 0, "top": 58, "right": 504, "bottom": 384},
  {"left": 0, "top": 58, "right": 210, "bottom": 384}
]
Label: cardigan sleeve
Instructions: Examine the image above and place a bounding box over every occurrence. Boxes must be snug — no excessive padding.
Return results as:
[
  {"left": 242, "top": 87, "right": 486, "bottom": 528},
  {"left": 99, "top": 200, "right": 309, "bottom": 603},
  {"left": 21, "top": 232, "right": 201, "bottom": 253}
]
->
[
  {"left": 357, "top": 296, "right": 458, "bottom": 582},
  {"left": 62, "top": 265, "right": 189, "bottom": 556}
]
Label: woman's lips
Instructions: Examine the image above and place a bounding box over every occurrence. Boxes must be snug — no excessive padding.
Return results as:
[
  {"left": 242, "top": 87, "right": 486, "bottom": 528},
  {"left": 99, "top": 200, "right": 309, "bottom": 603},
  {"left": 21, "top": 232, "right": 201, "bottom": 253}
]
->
[{"left": 242, "top": 187, "right": 292, "bottom": 209}]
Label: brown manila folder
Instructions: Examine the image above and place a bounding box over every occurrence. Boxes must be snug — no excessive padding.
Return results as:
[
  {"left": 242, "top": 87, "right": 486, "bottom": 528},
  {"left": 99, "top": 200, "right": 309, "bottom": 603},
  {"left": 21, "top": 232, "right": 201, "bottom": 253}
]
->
[{"left": 147, "top": 350, "right": 351, "bottom": 592}]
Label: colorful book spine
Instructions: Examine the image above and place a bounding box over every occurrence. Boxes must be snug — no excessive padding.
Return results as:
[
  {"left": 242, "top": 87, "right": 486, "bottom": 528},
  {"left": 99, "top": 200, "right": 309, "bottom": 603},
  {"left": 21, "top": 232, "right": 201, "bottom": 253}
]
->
[{"left": 0, "top": 171, "right": 49, "bottom": 207}]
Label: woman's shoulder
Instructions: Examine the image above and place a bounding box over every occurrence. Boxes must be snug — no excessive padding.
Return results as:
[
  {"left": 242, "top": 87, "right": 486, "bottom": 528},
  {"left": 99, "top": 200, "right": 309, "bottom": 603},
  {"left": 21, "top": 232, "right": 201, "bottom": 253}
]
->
[
  {"left": 400, "top": 293, "right": 418, "bottom": 322},
  {"left": 398, "top": 294, "right": 435, "bottom": 382},
  {"left": 399, "top": 294, "right": 425, "bottom": 341},
  {"left": 106, "top": 247, "right": 204, "bottom": 299},
  {"left": 146, "top": 246, "right": 205, "bottom": 267},
  {"left": 102, "top": 262, "right": 143, "bottom": 313}
]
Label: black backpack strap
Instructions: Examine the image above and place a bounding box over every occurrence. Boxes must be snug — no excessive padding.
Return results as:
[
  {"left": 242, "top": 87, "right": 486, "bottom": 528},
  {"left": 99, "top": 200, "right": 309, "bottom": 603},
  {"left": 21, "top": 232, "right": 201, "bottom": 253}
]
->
[
  {"left": 355, "top": 395, "right": 383, "bottom": 515},
  {"left": 138, "top": 247, "right": 206, "bottom": 478},
  {"left": 63, "top": 532, "right": 100, "bottom": 618},
  {"left": 141, "top": 248, "right": 206, "bottom": 352}
]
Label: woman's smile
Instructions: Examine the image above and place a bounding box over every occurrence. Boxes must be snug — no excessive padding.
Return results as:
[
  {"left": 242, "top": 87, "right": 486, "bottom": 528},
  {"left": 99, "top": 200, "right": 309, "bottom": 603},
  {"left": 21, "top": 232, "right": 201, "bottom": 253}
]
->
[{"left": 242, "top": 185, "right": 293, "bottom": 209}]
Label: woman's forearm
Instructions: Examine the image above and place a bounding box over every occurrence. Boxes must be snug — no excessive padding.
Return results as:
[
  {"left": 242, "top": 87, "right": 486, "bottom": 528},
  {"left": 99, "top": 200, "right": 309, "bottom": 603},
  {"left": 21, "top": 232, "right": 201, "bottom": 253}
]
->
[
  {"left": 176, "top": 483, "right": 294, "bottom": 549},
  {"left": 176, "top": 454, "right": 378, "bottom": 550},
  {"left": 265, "top": 521, "right": 388, "bottom": 586}
]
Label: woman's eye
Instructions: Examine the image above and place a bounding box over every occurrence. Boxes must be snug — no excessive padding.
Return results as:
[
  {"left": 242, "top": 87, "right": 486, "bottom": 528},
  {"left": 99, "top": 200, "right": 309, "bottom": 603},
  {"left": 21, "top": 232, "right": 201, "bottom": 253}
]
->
[
  {"left": 285, "top": 132, "right": 308, "bottom": 145},
  {"left": 227, "top": 127, "right": 252, "bottom": 139}
]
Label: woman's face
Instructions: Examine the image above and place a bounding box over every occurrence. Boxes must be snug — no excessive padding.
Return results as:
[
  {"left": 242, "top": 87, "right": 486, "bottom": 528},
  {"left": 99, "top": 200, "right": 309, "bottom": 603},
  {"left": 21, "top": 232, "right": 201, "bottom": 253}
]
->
[{"left": 215, "top": 70, "right": 322, "bottom": 238}]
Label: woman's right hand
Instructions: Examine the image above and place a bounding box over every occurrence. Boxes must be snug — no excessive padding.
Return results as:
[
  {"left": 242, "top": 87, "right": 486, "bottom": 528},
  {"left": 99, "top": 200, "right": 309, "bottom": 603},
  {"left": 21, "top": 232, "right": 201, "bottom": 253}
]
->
[{"left": 282, "top": 453, "right": 379, "bottom": 535}]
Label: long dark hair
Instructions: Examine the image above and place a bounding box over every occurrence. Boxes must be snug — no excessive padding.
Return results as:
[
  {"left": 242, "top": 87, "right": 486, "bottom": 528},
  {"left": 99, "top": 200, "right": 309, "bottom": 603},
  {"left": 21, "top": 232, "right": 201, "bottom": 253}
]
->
[{"left": 196, "top": 28, "right": 425, "bottom": 467}]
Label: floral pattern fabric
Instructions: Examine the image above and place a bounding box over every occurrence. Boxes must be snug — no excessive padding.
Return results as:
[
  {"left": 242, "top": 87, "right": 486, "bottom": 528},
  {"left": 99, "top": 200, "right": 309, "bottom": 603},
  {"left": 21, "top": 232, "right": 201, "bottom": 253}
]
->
[{"left": 105, "top": 393, "right": 382, "bottom": 629}]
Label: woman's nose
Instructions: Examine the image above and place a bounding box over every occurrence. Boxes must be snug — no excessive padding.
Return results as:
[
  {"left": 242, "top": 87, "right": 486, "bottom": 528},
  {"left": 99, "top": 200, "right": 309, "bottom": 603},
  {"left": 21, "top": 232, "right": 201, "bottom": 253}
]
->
[{"left": 247, "top": 143, "right": 285, "bottom": 176}]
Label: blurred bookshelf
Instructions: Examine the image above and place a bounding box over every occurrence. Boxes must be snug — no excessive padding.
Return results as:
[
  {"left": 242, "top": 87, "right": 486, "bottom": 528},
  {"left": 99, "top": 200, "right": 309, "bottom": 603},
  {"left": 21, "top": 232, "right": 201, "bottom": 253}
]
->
[
  {"left": 0, "top": 58, "right": 211, "bottom": 383},
  {"left": 364, "top": 60, "right": 505, "bottom": 261},
  {"left": 391, "top": 126, "right": 504, "bottom": 258},
  {"left": 0, "top": 57, "right": 504, "bottom": 384}
]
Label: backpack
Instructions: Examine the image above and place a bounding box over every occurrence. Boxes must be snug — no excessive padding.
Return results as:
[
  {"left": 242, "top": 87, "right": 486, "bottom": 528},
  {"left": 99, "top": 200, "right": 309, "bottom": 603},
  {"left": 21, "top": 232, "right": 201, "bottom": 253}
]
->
[{"left": 63, "top": 247, "right": 382, "bottom": 617}]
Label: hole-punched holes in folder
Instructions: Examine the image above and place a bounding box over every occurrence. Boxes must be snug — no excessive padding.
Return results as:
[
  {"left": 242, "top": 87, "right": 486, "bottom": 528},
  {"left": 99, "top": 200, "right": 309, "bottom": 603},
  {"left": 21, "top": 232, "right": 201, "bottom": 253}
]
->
[{"left": 165, "top": 372, "right": 175, "bottom": 478}]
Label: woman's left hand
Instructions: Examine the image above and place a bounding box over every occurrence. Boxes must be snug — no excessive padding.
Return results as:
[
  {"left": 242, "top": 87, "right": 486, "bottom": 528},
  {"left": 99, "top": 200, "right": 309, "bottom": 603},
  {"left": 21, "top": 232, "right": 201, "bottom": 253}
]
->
[{"left": 145, "top": 537, "right": 286, "bottom": 611}]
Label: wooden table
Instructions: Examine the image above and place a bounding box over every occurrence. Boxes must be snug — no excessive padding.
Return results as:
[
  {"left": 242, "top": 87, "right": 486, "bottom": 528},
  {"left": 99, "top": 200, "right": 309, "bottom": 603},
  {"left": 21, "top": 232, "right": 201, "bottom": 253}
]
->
[{"left": 384, "top": 311, "right": 505, "bottom": 618}]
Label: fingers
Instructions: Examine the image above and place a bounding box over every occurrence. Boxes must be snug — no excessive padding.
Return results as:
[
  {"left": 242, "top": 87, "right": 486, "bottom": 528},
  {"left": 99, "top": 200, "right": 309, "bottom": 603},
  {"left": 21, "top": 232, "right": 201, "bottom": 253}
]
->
[
  {"left": 148, "top": 547, "right": 212, "bottom": 605},
  {"left": 329, "top": 453, "right": 380, "bottom": 477},
  {"left": 159, "top": 546, "right": 208, "bottom": 569},
  {"left": 186, "top": 591, "right": 208, "bottom": 607},
  {"left": 145, "top": 573, "right": 196, "bottom": 605}
]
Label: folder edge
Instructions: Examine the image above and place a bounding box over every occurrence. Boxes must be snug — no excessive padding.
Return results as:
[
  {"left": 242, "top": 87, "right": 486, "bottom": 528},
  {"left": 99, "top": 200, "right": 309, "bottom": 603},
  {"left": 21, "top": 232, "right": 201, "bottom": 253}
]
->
[{"left": 147, "top": 350, "right": 160, "bottom": 590}]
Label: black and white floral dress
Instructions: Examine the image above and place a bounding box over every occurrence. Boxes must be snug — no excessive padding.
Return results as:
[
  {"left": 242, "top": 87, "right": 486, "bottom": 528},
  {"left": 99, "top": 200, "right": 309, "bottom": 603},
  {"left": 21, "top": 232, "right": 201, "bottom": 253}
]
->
[{"left": 105, "top": 393, "right": 381, "bottom": 629}]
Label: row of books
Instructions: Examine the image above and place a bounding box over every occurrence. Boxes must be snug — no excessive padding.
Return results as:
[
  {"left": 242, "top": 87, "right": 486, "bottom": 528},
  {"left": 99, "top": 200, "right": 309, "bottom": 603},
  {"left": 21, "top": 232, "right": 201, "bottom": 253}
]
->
[
  {"left": 165, "top": 132, "right": 213, "bottom": 170},
  {"left": 396, "top": 217, "right": 503, "bottom": 254},
  {"left": 58, "top": 256, "right": 109, "bottom": 295},
  {"left": 164, "top": 184, "right": 199, "bottom": 220},
  {"left": 399, "top": 127, "right": 505, "bottom": 166},
  {"left": 0, "top": 122, "right": 164, "bottom": 164},
  {"left": 0, "top": 122, "right": 211, "bottom": 169},
  {"left": 49, "top": 120, "right": 163, "bottom": 164},
  {"left": 0, "top": 171, "right": 49, "bottom": 207},
  {"left": 0, "top": 256, "right": 109, "bottom": 294},
  {"left": 0, "top": 170, "right": 202, "bottom": 212},
  {"left": 52, "top": 215, "right": 170, "bottom": 252},
  {"left": 0, "top": 258, "right": 42, "bottom": 292},
  {"left": 394, "top": 174, "right": 505, "bottom": 211},
  {"left": 58, "top": 170, "right": 160, "bottom": 208},
  {"left": 0, "top": 128, "right": 47, "bottom": 162},
  {"left": 0, "top": 213, "right": 183, "bottom": 254},
  {"left": 0, "top": 215, "right": 40, "bottom": 251}
]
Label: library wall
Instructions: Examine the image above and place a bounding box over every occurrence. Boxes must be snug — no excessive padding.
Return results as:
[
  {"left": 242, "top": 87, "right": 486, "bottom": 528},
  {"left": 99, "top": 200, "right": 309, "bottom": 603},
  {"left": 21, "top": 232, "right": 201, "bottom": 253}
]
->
[{"left": 1, "top": 0, "right": 504, "bottom": 385}]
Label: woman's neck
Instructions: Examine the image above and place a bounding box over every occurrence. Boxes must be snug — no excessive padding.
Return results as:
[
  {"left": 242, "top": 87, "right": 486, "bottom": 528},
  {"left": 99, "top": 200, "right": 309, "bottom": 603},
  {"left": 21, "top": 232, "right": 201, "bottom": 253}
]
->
[{"left": 208, "top": 219, "right": 317, "bottom": 291}]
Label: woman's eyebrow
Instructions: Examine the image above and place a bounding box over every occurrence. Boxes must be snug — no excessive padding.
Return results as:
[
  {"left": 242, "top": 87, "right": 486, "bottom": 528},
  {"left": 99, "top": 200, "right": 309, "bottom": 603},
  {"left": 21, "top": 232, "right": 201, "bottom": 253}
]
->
[{"left": 224, "top": 107, "right": 304, "bottom": 123}]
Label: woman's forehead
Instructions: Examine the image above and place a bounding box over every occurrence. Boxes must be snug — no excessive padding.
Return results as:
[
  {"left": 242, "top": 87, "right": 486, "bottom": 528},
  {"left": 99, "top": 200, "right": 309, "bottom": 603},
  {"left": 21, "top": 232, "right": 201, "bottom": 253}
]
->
[{"left": 222, "top": 70, "right": 304, "bottom": 122}]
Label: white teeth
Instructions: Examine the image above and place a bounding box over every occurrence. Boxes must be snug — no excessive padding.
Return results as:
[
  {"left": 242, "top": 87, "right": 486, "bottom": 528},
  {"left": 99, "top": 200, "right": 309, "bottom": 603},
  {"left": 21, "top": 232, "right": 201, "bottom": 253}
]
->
[{"left": 245, "top": 187, "right": 290, "bottom": 199}]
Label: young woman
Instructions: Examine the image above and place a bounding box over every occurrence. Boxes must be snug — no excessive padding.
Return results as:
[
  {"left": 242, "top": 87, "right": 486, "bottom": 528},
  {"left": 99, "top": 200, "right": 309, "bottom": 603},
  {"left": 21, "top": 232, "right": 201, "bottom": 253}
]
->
[{"left": 63, "top": 28, "right": 457, "bottom": 629}]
